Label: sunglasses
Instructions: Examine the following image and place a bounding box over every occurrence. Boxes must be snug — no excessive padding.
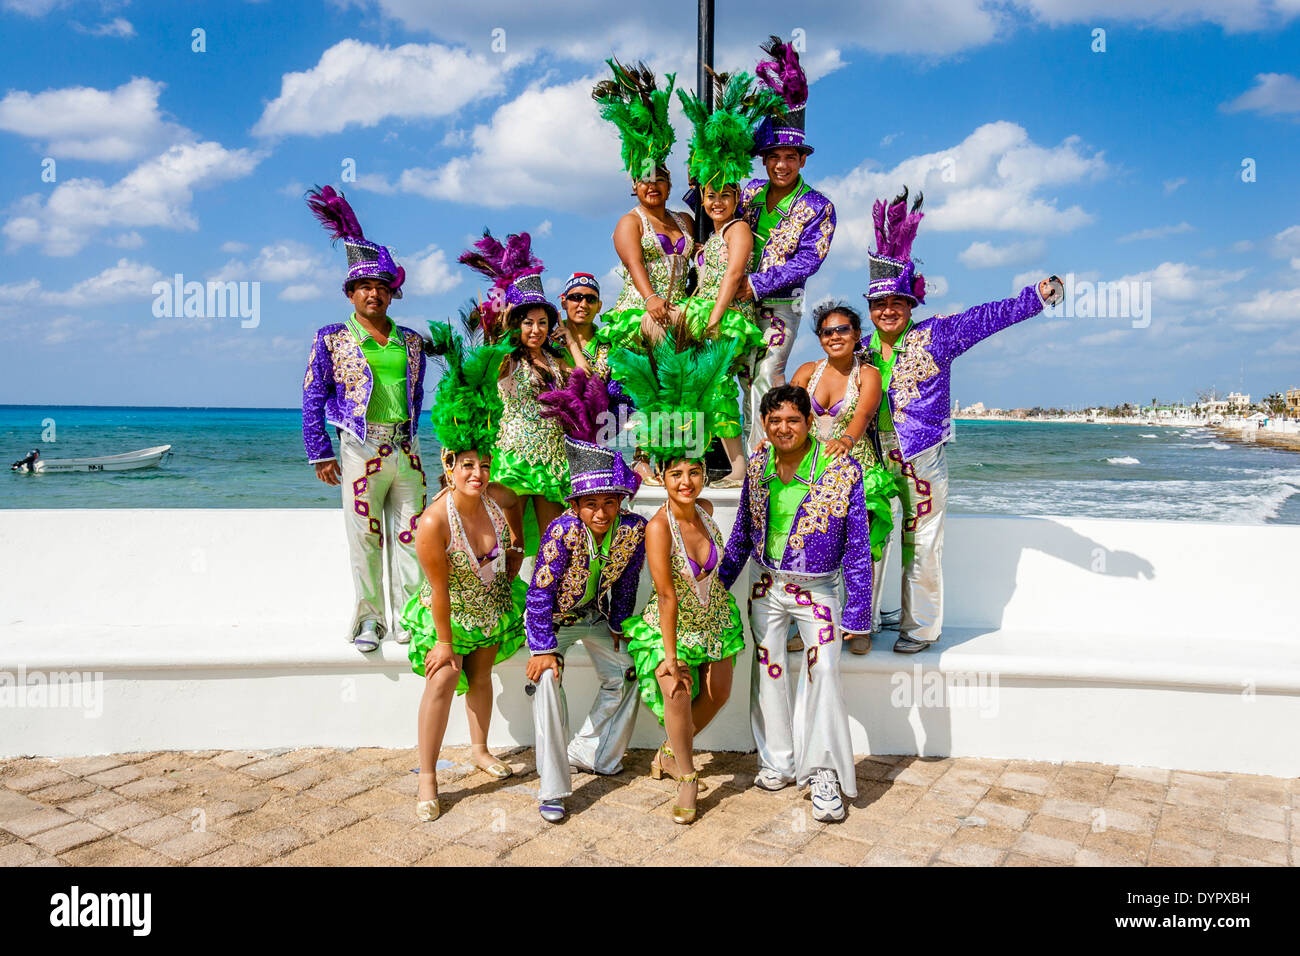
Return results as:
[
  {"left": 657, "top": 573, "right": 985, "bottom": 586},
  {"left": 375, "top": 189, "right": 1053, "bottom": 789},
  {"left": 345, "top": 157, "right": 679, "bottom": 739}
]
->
[
  {"left": 817, "top": 324, "right": 855, "bottom": 339},
  {"left": 565, "top": 293, "right": 600, "bottom": 304}
]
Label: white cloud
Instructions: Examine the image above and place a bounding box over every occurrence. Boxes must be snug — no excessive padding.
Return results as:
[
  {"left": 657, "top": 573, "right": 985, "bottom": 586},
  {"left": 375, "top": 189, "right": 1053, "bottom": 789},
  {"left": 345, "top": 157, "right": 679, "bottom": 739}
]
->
[
  {"left": 1162, "top": 177, "right": 1187, "bottom": 194},
  {"left": 1117, "top": 222, "right": 1195, "bottom": 243},
  {"left": 219, "top": 240, "right": 249, "bottom": 254},
  {"left": 253, "top": 39, "right": 513, "bottom": 138},
  {"left": 354, "top": 173, "right": 397, "bottom": 195},
  {"left": 4, "top": 141, "right": 263, "bottom": 256},
  {"left": 402, "top": 244, "right": 462, "bottom": 296},
  {"left": 1272, "top": 225, "right": 1300, "bottom": 258},
  {"left": 106, "top": 231, "right": 145, "bottom": 248},
  {"left": 42, "top": 259, "right": 164, "bottom": 306},
  {"left": 41, "top": 315, "right": 104, "bottom": 346},
  {"left": 1021, "top": 0, "right": 1300, "bottom": 32},
  {"left": 1232, "top": 239, "right": 1255, "bottom": 253},
  {"left": 280, "top": 284, "right": 326, "bottom": 302},
  {"left": 0, "top": 77, "right": 187, "bottom": 162},
  {"left": 534, "top": 219, "right": 553, "bottom": 238},
  {"left": 1236, "top": 286, "right": 1300, "bottom": 325},
  {"left": 71, "top": 17, "right": 135, "bottom": 38},
  {"left": 819, "top": 121, "right": 1107, "bottom": 267},
  {"left": 398, "top": 76, "right": 624, "bottom": 208},
  {"left": 211, "top": 241, "right": 327, "bottom": 284},
  {"left": 1116, "top": 261, "right": 1248, "bottom": 303},
  {"left": 0, "top": 0, "right": 65, "bottom": 15},
  {"left": 958, "top": 239, "right": 1046, "bottom": 268},
  {"left": 1222, "top": 73, "right": 1300, "bottom": 116},
  {"left": 880, "top": 132, "right": 902, "bottom": 147}
]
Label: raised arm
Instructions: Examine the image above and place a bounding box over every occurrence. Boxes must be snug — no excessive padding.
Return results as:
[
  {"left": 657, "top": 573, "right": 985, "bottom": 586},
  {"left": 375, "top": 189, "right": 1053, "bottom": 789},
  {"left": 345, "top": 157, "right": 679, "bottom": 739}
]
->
[
  {"left": 826, "top": 363, "right": 881, "bottom": 459},
  {"left": 748, "top": 200, "right": 836, "bottom": 301},
  {"left": 945, "top": 278, "right": 1060, "bottom": 360}
]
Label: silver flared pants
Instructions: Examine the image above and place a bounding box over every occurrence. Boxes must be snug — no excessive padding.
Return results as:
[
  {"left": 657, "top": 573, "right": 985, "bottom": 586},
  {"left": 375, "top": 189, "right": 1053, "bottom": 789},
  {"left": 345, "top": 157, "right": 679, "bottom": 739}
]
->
[
  {"left": 748, "top": 570, "right": 858, "bottom": 797},
  {"left": 870, "top": 433, "right": 948, "bottom": 643},
  {"left": 338, "top": 426, "right": 426, "bottom": 642},
  {"left": 746, "top": 298, "right": 802, "bottom": 451},
  {"left": 531, "top": 618, "right": 640, "bottom": 802}
]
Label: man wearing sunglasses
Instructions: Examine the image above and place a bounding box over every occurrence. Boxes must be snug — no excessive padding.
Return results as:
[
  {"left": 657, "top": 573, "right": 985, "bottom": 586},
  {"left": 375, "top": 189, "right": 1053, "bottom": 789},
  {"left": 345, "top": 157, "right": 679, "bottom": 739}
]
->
[
  {"left": 554, "top": 273, "right": 612, "bottom": 379},
  {"left": 863, "top": 187, "right": 1065, "bottom": 654}
]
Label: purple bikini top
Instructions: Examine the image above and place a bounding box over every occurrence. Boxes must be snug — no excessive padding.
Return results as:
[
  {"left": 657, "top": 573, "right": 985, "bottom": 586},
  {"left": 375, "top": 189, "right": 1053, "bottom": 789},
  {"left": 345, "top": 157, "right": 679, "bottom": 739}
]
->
[
  {"left": 657, "top": 232, "right": 686, "bottom": 256},
  {"left": 475, "top": 544, "right": 501, "bottom": 566},
  {"left": 685, "top": 539, "right": 719, "bottom": 579},
  {"left": 811, "top": 394, "right": 846, "bottom": 417}
]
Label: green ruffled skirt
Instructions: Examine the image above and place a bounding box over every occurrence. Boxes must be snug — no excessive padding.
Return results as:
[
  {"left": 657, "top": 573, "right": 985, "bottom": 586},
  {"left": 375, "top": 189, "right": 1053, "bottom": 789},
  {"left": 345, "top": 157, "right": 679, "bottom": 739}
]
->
[
  {"left": 402, "top": 577, "right": 528, "bottom": 695},
  {"left": 624, "top": 599, "right": 745, "bottom": 725},
  {"left": 593, "top": 307, "right": 652, "bottom": 353},
  {"left": 862, "top": 462, "right": 902, "bottom": 563},
  {"left": 490, "top": 445, "right": 569, "bottom": 506}
]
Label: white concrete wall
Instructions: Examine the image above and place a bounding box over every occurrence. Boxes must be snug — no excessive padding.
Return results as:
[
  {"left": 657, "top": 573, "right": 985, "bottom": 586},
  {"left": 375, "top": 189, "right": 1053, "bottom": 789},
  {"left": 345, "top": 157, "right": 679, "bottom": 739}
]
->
[{"left": 2, "top": 502, "right": 1298, "bottom": 773}]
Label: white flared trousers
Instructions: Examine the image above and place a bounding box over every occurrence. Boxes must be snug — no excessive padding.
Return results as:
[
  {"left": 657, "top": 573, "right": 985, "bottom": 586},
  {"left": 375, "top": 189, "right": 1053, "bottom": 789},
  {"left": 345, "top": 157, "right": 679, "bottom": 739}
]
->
[
  {"left": 748, "top": 570, "right": 858, "bottom": 797},
  {"left": 338, "top": 426, "right": 426, "bottom": 642},
  {"left": 870, "top": 433, "right": 948, "bottom": 643},
  {"left": 531, "top": 620, "right": 640, "bottom": 802}
]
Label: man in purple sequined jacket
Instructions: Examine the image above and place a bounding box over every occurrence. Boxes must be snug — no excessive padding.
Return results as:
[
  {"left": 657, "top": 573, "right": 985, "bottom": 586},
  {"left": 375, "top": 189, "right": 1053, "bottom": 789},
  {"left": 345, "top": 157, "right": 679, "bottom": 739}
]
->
[
  {"left": 719, "top": 384, "right": 872, "bottom": 822},
  {"left": 737, "top": 35, "right": 836, "bottom": 452},
  {"left": 523, "top": 440, "right": 647, "bottom": 823},
  {"left": 300, "top": 186, "right": 429, "bottom": 652},
  {"left": 861, "top": 186, "right": 1064, "bottom": 654}
]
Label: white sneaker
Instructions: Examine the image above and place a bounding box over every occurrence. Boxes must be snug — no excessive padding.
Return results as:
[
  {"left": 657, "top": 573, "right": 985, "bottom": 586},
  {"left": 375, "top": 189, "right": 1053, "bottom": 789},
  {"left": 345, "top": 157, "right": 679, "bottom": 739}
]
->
[
  {"left": 810, "top": 769, "right": 845, "bottom": 822},
  {"left": 755, "top": 769, "right": 790, "bottom": 791}
]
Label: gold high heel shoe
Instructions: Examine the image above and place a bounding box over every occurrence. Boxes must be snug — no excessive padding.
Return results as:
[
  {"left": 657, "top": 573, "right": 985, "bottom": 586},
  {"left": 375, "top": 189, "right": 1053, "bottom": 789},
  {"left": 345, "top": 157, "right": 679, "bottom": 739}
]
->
[
  {"left": 672, "top": 772, "right": 699, "bottom": 825},
  {"left": 416, "top": 799, "right": 440, "bottom": 822},
  {"left": 649, "top": 741, "right": 680, "bottom": 781}
]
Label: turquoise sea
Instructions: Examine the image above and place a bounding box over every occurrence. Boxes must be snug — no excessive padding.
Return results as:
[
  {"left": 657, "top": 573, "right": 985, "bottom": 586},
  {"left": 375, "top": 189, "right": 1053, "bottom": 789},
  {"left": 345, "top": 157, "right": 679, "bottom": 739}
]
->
[{"left": 4, "top": 406, "right": 1300, "bottom": 524}]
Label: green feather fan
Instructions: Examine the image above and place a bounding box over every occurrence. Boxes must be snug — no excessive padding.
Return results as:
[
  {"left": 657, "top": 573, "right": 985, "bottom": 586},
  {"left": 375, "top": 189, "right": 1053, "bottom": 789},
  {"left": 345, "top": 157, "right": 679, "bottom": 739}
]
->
[{"left": 425, "top": 319, "right": 510, "bottom": 459}]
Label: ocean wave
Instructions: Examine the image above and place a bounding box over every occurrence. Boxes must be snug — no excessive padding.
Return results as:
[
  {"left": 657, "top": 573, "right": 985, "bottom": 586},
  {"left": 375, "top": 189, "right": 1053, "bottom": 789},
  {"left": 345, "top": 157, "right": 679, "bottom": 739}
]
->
[
  {"left": 1140, "top": 433, "right": 1158, "bottom": 438},
  {"left": 1106, "top": 456, "right": 1140, "bottom": 465}
]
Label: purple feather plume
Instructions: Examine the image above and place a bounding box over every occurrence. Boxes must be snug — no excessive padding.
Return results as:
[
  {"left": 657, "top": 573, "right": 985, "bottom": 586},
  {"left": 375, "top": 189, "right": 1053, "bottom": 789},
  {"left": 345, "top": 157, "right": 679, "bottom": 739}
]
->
[
  {"left": 755, "top": 36, "right": 808, "bottom": 111},
  {"left": 873, "top": 186, "right": 925, "bottom": 261},
  {"left": 306, "top": 185, "right": 364, "bottom": 242},
  {"left": 538, "top": 367, "right": 610, "bottom": 444}
]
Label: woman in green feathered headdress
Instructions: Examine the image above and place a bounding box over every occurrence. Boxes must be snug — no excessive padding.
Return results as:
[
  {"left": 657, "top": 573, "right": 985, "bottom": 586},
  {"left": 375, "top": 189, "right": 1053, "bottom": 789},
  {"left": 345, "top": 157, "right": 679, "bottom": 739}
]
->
[
  {"left": 674, "top": 70, "right": 785, "bottom": 487},
  {"left": 400, "top": 320, "right": 528, "bottom": 824},
  {"left": 608, "top": 339, "right": 746, "bottom": 825},
  {"left": 592, "top": 59, "right": 696, "bottom": 354}
]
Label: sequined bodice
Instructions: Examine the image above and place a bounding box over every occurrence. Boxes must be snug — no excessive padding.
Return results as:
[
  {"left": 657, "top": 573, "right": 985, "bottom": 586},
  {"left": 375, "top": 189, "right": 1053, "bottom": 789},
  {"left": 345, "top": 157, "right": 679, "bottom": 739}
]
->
[
  {"left": 809, "top": 358, "right": 879, "bottom": 467},
  {"left": 496, "top": 355, "right": 567, "bottom": 467},
  {"left": 694, "top": 226, "right": 756, "bottom": 321},
  {"left": 612, "top": 207, "right": 693, "bottom": 311},
  {"left": 419, "top": 493, "right": 515, "bottom": 633},
  {"left": 639, "top": 505, "right": 734, "bottom": 658}
]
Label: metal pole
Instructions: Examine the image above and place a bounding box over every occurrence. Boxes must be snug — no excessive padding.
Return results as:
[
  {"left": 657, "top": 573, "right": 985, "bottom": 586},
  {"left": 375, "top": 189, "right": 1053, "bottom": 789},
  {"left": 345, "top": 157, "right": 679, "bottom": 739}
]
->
[{"left": 695, "top": 0, "right": 715, "bottom": 244}]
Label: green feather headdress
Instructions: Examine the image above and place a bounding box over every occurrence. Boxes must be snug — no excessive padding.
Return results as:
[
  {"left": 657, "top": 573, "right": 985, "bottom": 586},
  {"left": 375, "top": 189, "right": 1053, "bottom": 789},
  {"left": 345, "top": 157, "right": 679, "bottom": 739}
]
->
[
  {"left": 425, "top": 319, "right": 511, "bottom": 464},
  {"left": 677, "top": 71, "right": 784, "bottom": 192},
  {"left": 608, "top": 339, "right": 738, "bottom": 465},
  {"left": 592, "top": 59, "right": 677, "bottom": 182}
]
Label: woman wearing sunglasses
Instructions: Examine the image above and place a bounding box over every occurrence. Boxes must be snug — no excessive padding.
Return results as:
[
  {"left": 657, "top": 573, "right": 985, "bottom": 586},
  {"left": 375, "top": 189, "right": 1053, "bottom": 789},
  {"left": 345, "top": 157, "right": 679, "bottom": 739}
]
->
[{"left": 788, "top": 302, "right": 898, "bottom": 655}]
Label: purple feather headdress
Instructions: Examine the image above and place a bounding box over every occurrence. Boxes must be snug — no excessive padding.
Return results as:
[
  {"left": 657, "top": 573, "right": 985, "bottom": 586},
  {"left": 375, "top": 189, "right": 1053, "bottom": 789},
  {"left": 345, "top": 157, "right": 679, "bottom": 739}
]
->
[
  {"left": 755, "top": 36, "right": 808, "bottom": 113},
  {"left": 866, "top": 186, "right": 926, "bottom": 305},
  {"left": 459, "top": 229, "right": 551, "bottom": 338},
  {"left": 540, "top": 368, "right": 640, "bottom": 501},
  {"left": 307, "top": 184, "right": 405, "bottom": 298}
]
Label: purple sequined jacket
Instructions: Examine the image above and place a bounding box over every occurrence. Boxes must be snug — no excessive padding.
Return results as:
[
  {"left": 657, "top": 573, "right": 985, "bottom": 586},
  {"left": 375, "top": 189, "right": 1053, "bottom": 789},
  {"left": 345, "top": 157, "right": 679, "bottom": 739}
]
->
[
  {"left": 525, "top": 511, "right": 648, "bottom": 653},
  {"left": 301, "top": 321, "right": 427, "bottom": 463},
  {"left": 869, "top": 285, "right": 1047, "bottom": 462},
  {"left": 739, "top": 178, "right": 836, "bottom": 302},
  {"left": 719, "top": 440, "right": 873, "bottom": 633}
]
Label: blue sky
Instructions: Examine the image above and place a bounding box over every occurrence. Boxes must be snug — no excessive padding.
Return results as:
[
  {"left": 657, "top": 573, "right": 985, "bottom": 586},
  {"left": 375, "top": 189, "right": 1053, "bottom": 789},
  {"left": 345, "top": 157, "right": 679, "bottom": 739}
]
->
[{"left": 1, "top": 0, "right": 1298, "bottom": 410}]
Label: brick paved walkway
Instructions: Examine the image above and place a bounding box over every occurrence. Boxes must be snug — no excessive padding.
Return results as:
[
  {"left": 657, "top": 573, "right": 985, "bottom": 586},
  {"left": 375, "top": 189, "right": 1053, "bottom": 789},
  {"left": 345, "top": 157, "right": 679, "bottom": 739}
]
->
[{"left": 1, "top": 748, "right": 1295, "bottom": 866}]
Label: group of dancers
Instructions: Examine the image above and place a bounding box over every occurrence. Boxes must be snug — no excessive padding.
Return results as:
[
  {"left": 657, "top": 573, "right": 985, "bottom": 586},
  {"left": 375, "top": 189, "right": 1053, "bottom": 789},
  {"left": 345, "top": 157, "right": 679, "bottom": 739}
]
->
[{"left": 301, "top": 36, "right": 1066, "bottom": 826}]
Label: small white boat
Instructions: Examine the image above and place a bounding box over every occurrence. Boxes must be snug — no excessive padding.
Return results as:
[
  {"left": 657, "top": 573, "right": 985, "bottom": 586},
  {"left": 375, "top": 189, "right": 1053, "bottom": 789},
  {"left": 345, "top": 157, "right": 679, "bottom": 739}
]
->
[{"left": 11, "top": 445, "right": 172, "bottom": 474}]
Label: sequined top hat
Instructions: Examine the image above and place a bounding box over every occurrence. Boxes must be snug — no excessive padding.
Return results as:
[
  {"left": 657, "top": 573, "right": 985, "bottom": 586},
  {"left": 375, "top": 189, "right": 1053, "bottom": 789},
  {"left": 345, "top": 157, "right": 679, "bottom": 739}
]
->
[
  {"left": 865, "top": 186, "right": 926, "bottom": 306},
  {"left": 460, "top": 230, "right": 557, "bottom": 340},
  {"left": 563, "top": 438, "right": 640, "bottom": 501},
  {"left": 307, "top": 185, "right": 405, "bottom": 299},
  {"left": 752, "top": 36, "right": 813, "bottom": 156}
]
